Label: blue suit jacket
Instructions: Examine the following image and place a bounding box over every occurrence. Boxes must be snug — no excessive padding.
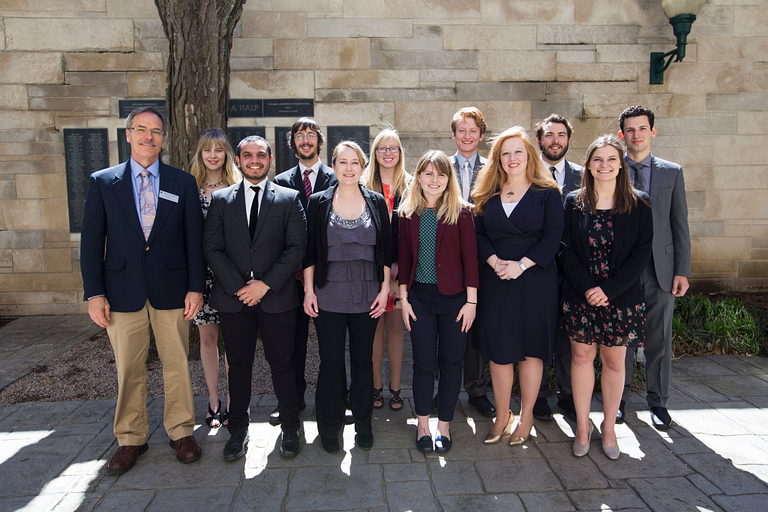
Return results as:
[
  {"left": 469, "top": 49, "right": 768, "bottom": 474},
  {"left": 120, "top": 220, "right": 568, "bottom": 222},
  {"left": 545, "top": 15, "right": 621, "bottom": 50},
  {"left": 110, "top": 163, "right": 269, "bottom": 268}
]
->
[{"left": 80, "top": 160, "right": 205, "bottom": 312}]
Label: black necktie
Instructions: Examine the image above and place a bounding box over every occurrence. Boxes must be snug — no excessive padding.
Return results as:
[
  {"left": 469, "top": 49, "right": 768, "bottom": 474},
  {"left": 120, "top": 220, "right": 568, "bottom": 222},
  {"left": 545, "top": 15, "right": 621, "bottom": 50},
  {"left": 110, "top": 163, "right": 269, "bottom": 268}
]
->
[
  {"left": 550, "top": 166, "right": 557, "bottom": 181},
  {"left": 249, "top": 186, "right": 260, "bottom": 239},
  {"left": 631, "top": 163, "right": 645, "bottom": 192}
]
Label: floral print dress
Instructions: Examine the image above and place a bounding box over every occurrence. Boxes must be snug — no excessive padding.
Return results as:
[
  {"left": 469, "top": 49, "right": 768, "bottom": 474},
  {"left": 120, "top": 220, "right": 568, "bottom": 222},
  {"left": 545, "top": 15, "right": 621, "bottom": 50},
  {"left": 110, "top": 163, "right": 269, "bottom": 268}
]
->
[
  {"left": 561, "top": 210, "right": 645, "bottom": 347},
  {"left": 192, "top": 189, "right": 219, "bottom": 326}
]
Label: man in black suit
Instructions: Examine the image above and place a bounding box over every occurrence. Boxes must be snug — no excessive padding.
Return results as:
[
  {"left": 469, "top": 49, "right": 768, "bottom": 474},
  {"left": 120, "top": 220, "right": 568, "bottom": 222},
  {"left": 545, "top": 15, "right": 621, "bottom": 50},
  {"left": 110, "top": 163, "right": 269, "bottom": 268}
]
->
[
  {"left": 203, "top": 136, "right": 307, "bottom": 460},
  {"left": 273, "top": 118, "right": 339, "bottom": 426},
  {"left": 534, "top": 114, "right": 583, "bottom": 422}
]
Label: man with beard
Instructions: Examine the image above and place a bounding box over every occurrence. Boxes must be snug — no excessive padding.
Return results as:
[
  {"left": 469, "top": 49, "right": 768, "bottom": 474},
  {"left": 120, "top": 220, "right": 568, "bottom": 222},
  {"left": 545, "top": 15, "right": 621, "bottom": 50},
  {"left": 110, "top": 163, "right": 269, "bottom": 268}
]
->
[
  {"left": 81, "top": 106, "right": 204, "bottom": 473},
  {"left": 204, "top": 136, "right": 307, "bottom": 460},
  {"left": 533, "top": 114, "right": 583, "bottom": 422},
  {"left": 274, "top": 118, "right": 339, "bottom": 426}
]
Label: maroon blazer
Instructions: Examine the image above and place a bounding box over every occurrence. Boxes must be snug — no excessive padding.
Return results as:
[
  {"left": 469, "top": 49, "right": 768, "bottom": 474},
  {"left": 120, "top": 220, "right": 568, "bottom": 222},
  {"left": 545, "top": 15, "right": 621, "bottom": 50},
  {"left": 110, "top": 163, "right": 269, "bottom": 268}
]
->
[{"left": 399, "top": 206, "right": 479, "bottom": 296}]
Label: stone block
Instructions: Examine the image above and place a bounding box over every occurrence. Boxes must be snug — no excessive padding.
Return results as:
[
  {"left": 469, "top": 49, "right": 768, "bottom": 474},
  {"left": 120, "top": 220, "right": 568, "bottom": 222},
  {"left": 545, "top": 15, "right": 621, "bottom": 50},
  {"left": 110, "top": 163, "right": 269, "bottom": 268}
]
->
[
  {"left": 231, "top": 38, "right": 273, "bottom": 58},
  {"left": 457, "top": 82, "right": 545, "bottom": 102},
  {"left": 316, "top": 88, "right": 456, "bottom": 103},
  {"left": 134, "top": 37, "right": 169, "bottom": 54},
  {"left": 708, "top": 93, "right": 768, "bottom": 112},
  {"left": 348, "top": 0, "right": 480, "bottom": 20},
  {"left": 753, "top": 238, "right": 768, "bottom": 249},
  {"left": 28, "top": 83, "right": 127, "bottom": 98},
  {"left": 105, "top": 0, "right": 156, "bottom": 18},
  {"left": 65, "top": 52, "right": 164, "bottom": 71},
  {"left": 692, "top": 261, "right": 738, "bottom": 274},
  {"left": 421, "top": 69, "right": 477, "bottom": 84},
  {"left": 0, "top": 199, "right": 69, "bottom": 230},
  {"left": 739, "top": 261, "right": 768, "bottom": 278},
  {"left": 65, "top": 72, "right": 127, "bottom": 85},
  {"left": 478, "top": 51, "right": 556, "bottom": 81},
  {"left": 538, "top": 25, "right": 638, "bottom": 45},
  {"left": 575, "top": 0, "right": 667, "bottom": 25},
  {"left": 0, "top": 0, "right": 27, "bottom": 9},
  {"left": 545, "top": 81, "right": 638, "bottom": 95},
  {"left": 694, "top": 237, "right": 751, "bottom": 262},
  {"left": 0, "top": 85, "right": 27, "bottom": 110},
  {"left": 556, "top": 51, "right": 595, "bottom": 63},
  {"left": 596, "top": 44, "right": 651, "bottom": 63},
  {"left": 0, "top": 230, "right": 44, "bottom": 250},
  {"left": 443, "top": 25, "right": 536, "bottom": 51},
  {"left": 698, "top": 37, "right": 768, "bottom": 63},
  {"left": 230, "top": 57, "right": 273, "bottom": 71},
  {"left": 734, "top": 5, "right": 768, "bottom": 38},
  {"left": 0, "top": 248, "right": 11, "bottom": 267},
  {"left": 480, "top": 0, "right": 574, "bottom": 25},
  {"left": 133, "top": 19, "right": 165, "bottom": 39},
  {"left": 725, "top": 221, "right": 768, "bottom": 239},
  {"left": 689, "top": 221, "right": 725, "bottom": 238},
  {"left": 13, "top": 249, "right": 72, "bottom": 273},
  {"left": 230, "top": 71, "right": 314, "bottom": 99},
  {"left": 0, "top": 180, "right": 14, "bottom": 200},
  {"left": 531, "top": 99, "right": 583, "bottom": 120},
  {"left": 308, "top": 18, "right": 411, "bottom": 38},
  {"left": 241, "top": 11, "right": 306, "bottom": 39},
  {"left": 44, "top": 155, "right": 67, "bottom": 174},
  {"left": 0, "top": 53, "right": 63, "bottom": 84},
  {"left": 372, "top": 48, "right": 476, "bottom": 70},
  {"left": 127, "top": 72, "right": 167, "bottom": 97},
  {"left": 15, "top": 174, "right": 67, "bottom": 200},
  {"left": 0, "top": 271, "right": 82, "bottom": 292},
  {"left": 315, "top": 70, "right": 419, "bottom": 89},
  {"left": 377, "top": 25, "right": 443, "bottom": 51},
  {"left": 28, "top": 97, "right": 111, "bottom": 113},
  {"left": 656, "top": 117, "right": 737, "bottom": 136},
  {"left": 738, "top": 112, "right": 768, "bottom": 135},
  {"left": 583, "top": 93, "right": 703, "bottom": 120},
  {"left": 712, "top": 166, "right": 768, "bottom": 190},
  {"left": 244, "top": 0, "right": 342, "bottom": 12},
  {"left": 557, "top": 62, "right": 637, "bottom": 82},
  {"left": 314, "top": 101, "right": 395, "bottom": 127},
  {"left": 707, "top": 190, "right": 768, "bottom": 220},
  {"left": 751, "top": 249, "right": 768, "bottom": 260},
  {"left": 5, "top": 18, "right": 133, "bottom": 51},
  {"left": 395, "top": 101, "right": 530, "bottom": 135},
  {"left": 275, "top": 38, "right": 369, "bottom": 70},
  {"left": 663, "top": 62, "right": 757, "bottom": 95}
]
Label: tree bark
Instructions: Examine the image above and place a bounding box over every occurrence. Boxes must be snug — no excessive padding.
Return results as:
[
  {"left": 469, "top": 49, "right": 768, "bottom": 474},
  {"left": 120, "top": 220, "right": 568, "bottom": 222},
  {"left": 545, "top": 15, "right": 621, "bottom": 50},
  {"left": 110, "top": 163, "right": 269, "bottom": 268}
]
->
[{"left": 155, "top": 0, "right": 246, "bottom": 171}]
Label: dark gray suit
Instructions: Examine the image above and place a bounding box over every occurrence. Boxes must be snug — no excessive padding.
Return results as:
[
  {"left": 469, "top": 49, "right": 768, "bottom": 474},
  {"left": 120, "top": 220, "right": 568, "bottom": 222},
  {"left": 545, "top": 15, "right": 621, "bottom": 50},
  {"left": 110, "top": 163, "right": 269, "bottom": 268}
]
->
[
  {"left": 451, "top": 152, "right": 488, "bottom": 398},
  {"left": 623, "top": 155, "right": 691, "bottom": 408},
  {"left": 203, "top": 179, "right": 307, "bottom": 434}
]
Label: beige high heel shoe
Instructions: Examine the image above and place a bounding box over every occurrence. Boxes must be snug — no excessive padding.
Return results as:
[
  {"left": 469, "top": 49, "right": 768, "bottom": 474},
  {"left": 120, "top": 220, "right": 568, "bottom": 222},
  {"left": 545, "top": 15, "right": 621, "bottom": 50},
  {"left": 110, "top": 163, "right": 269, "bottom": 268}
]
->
[
  {"left": 509, "top": 420, "right": 534, "bottom": 446},
  {"left": 484, "top": 410, "right": 514, "bottom": 444}
]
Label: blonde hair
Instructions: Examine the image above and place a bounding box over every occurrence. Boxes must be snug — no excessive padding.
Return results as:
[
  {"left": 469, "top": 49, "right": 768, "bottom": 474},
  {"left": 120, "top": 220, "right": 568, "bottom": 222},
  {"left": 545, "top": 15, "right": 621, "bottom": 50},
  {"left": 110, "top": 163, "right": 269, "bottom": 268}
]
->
[
  {"left": 189, "top": 128, "right": 241, "bottom": 190},
  {"left": 398, "top": 150, "right": 467, "bottom": 225},
  {"left": 471, "top": 126, "right": 558, "bottom": 216},
  {"left": 331, "top": 140, "right": 367, "bottom": 170},
  {"left": 362, "top": 129, "right": 410, "bottom": 197}
]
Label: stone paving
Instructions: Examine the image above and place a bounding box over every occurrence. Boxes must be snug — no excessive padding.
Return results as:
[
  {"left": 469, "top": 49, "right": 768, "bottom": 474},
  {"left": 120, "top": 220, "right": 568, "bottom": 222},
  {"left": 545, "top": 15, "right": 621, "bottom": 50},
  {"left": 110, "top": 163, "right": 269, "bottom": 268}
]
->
[{"left": 1, "top": 315, "right": 768, "bottom": 511}]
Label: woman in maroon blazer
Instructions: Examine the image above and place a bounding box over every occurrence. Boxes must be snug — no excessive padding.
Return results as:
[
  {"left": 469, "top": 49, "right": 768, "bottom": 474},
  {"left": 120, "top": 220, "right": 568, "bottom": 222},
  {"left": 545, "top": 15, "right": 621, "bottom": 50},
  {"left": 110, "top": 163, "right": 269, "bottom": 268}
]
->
[{"left": 399, "top": 150, "right": 479, "bottom": 453}]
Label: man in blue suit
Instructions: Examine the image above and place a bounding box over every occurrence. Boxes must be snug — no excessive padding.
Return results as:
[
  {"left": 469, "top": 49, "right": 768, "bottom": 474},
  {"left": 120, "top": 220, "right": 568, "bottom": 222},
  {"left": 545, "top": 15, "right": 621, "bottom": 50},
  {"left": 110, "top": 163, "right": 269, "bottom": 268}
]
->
[
  {"left": 80, "top": 106, "right": 205, "bottom": 474},
  {"left": 618, "top": 105, "right": 691, "bottom": 430}
]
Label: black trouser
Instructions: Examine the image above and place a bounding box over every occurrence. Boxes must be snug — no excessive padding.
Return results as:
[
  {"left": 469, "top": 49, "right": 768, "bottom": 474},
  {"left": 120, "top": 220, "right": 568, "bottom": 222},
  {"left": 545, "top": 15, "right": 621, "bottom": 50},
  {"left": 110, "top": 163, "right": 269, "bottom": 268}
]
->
[
  {"left": 314, "top": 309, "right": 377, "bottom": 438},
  {"left": 220, "top": 307, "right": 299, "bottom": 434},
  {"left": 410, "top": 283, "right": 467, "bottom": 422}
]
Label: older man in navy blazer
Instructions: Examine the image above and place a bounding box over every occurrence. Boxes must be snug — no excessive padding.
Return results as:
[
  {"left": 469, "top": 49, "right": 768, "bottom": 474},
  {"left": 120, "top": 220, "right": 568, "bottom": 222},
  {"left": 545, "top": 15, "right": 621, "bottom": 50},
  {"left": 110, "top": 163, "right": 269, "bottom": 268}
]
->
[
  {"left": 80, "top": 106, "right": 205, "bottom": 474},
  {"left": 618, "top": 105, "right": 691, "bottom": 430}
]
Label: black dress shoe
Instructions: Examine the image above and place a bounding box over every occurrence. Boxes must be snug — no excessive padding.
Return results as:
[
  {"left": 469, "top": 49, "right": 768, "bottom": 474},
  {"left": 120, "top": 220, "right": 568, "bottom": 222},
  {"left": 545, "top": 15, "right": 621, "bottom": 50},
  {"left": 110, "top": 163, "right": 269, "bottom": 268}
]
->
[
  {"left": 280, "top": 431, "right": 301, "bottom": 458},
  {"left": 616, "top": 400, "right": 626, "bottom": 425},
  {"left": 650, "top": 406, "right": 672, "bottom": 431},
  {"left": 356, "top": 432, "right": 373, "bottom": 450},
  {"left": 468, "top": 395, "right": 496, "bottom": 418},
  {"left": 431, "top": 394, "right": 439, "bottom": 414},
  {"left": 320, "top": 436, "right": 340, "bottom": 454},
  {"left": 556, "top": 393, "right": 578, "bottom": 422},
  {"left": 344, "top": 408, "right": 355, "bottom": 425},
  {"left": 416, "top": 435, "right": 433, "bottom": 453},
  {"left": 223, "top": 432, "right": 249, "bottom": 462},
  {"left": 533, "top": 397, "right": 553, "bottom": 421},
  {"left": 434, "top": 436, "right": 452, "bottom": 453}
]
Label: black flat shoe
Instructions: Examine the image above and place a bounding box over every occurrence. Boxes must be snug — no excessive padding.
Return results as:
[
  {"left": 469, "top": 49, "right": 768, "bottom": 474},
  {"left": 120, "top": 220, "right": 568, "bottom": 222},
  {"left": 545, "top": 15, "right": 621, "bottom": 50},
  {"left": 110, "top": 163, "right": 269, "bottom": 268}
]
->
[
  {"left": 280, "top": 431, "right": 301, "bottom": 458},
  {"left": 356, "top": 432, "right": 373, "bottom": 450},
  {"left": 468, "top": 395, "right": 496, "bottom": 418},
  {"left": 434, "top": 436, "right": 452, "bottom": 453},
  {"left": 223, "top": 432, "right": 249, "bottom": 462},
  {"left": 533, "top": 397, "right": 553, "bottom": 421},
  {"left": 616, "top": 400, "right": 626, "bottom": 425},
  {"left": 650, "top": 406, "right": 672, "bottom": 431},
  {"left": 416, "top": 435, "right": 433, "bottom": 453},
  {"left": 321, "top": 436, "right": 340, "bottom": 454}
]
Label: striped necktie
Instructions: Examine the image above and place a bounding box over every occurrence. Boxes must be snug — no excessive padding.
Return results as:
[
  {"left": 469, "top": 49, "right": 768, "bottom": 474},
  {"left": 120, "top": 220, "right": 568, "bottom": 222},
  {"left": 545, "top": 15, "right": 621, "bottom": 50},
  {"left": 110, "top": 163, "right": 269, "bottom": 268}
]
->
[{"left": 303, "top": 168, "right": 313, "bottom": 202}]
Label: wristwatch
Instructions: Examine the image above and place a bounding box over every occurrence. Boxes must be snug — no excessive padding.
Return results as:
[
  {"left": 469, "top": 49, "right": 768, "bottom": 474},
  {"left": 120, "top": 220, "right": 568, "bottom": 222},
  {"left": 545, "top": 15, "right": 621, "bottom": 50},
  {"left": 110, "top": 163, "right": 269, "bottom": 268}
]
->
[{"left": 518, "top": 260, "right": 527, "bottom": 271}]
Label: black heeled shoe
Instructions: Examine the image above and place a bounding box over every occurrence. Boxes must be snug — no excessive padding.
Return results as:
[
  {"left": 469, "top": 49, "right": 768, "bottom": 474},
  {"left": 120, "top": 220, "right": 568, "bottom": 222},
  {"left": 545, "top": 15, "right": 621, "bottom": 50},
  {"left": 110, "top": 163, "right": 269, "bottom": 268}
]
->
[{"left": 205, "top": 400, "right": 223, "bottom": 428}]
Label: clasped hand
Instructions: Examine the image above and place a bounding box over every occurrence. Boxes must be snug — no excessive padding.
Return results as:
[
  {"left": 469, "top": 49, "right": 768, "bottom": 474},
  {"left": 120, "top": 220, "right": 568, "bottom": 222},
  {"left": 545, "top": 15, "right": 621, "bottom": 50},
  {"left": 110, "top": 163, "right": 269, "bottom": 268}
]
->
[
  {"left": 236, "top": 279, "right": 269, "bottom": 307},
  {"left": 585, "top": 286, "right": 609, "bottom": 307},
  {"left": 496, "top": 259, "right": 523, "bottom": 280}
]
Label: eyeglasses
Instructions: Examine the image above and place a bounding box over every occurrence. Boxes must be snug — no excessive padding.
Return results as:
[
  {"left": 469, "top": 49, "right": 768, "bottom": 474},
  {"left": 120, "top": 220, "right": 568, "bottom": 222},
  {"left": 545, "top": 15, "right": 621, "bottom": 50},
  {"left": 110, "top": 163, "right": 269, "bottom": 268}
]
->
[
  {"left": 129, "top": 127, "right": 164, "bottom": 138},
  {"left": 375, "top": 146, "right": 400, "bottom": 154},
  {"left": 294, "top": 133, "right": 317, "bottom": 142}
]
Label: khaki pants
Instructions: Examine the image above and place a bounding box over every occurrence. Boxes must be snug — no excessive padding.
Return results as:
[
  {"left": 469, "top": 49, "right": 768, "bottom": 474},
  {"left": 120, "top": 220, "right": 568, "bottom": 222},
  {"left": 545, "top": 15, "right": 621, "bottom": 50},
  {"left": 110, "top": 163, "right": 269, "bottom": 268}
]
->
[{"left": 107, "top": 300, "right": 195, "bottom": 446}]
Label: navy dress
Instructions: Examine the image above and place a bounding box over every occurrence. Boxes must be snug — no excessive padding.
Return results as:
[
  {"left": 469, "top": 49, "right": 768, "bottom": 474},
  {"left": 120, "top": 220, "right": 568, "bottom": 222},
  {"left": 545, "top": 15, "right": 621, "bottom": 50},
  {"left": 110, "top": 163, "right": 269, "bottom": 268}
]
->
[{"left": 475, "top": 186, "right": 564, "bottom": 365}]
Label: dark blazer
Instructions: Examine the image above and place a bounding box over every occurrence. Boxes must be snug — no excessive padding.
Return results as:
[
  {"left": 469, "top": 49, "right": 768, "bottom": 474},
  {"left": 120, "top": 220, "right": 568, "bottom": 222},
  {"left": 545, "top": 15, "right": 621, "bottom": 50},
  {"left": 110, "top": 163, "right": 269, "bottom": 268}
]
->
[
  {"left": 399, "top": 206, "right": 479, "bottom": 296},
  {"left": 451, "top": 153, "right": 487, "bottom": 204},
  {"left": 203, "top": 179, "right": 307, "bottom": 314},
  {"left": 80, "top": 161, "right": 205, "bottom": 312},
  {"left": 274, "top": 163, "right": 337, "bottom": 212},
  {"left": 304, "top": 184, "right": 393, "bottom": 288},
  {"left": 559, "top": 192, "right": 654, "bottom": 308},
  {"left": 561, "top": 159, "right": 583, "bottom": 200}
]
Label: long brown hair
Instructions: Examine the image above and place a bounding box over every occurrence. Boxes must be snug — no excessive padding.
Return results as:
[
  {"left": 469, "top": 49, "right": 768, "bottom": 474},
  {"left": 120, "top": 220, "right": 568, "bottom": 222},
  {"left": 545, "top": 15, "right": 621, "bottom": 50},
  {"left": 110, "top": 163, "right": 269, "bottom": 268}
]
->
[
  {"left": 398, "top": 150, "right": 466, "bottom": 225},
  {"left": 362, "top": 129, "right": 410, "bottom": 197},
  {"left": 189, "top": 128, "right": 241, "bottom": 190},
  {"left": 471, "top": 126, "right": 558, "bottom": 216},
  {"left": 574, "top": 134, "right": 643, "bottom": 215}
]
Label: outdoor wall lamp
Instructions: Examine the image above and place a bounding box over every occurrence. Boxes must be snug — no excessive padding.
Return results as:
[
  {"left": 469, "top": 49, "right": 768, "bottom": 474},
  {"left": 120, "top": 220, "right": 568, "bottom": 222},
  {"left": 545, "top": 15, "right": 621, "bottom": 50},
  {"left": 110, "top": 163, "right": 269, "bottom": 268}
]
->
[{"left": 650, "top": 0, "right": 705, "bottom": 84}]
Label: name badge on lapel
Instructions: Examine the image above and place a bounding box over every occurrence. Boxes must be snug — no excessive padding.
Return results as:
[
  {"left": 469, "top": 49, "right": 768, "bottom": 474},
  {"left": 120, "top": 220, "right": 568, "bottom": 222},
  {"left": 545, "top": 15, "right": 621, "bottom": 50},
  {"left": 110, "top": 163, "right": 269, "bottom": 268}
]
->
[{"left": 159, "top": 190, "right": 179, "bottom": 203}]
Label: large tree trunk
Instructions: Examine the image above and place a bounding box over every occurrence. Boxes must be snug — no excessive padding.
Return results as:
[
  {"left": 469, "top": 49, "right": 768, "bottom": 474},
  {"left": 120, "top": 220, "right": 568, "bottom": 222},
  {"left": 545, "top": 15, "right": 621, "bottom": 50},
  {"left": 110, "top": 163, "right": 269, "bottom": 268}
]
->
[{"left": 155, "top": 0, "right": 246, "bottom": 171}]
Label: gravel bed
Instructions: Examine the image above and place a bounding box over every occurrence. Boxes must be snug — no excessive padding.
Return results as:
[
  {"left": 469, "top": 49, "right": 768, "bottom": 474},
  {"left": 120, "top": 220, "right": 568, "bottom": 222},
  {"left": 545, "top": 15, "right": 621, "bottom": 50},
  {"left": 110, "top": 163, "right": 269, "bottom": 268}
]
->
[{"left": 0, "top": 325, "right": 320, "bottom": 405}]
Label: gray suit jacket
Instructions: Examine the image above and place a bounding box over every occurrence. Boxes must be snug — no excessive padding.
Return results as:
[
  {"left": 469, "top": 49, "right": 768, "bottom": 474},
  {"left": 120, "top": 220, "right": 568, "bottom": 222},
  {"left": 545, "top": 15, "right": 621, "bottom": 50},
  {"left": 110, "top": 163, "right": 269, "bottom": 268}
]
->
[
  {"left": 561, "top": 159, "right": 583, "bottom": 200},
  {"left": 646, "top": 154, "right": 692, "bottom": 292},
  {"left": 451, "top": 152, "right": 487, "bottom": 204},
  {"left": 203, "top": 179, "right": 307, "bottom": 313}
]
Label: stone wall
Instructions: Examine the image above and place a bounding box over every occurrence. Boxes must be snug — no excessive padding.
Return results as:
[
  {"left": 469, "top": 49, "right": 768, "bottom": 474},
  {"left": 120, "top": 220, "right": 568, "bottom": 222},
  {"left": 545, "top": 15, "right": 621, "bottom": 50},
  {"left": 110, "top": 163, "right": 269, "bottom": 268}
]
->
[{"left": 0, "top": 0, "right": 766, "bottom": 315}]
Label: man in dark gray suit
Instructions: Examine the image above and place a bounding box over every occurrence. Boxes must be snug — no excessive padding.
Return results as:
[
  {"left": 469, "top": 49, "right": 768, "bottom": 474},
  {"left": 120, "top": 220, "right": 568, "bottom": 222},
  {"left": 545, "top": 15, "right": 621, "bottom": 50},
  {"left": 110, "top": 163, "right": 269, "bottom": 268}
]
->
[
  {"left": 203, "top": 136, "right": 307, "bottom": 460},
  {"left": 618, "top": 105, "right": 691, "bottom": 430},
  {"left": 533, "top": 114, "right": 583, "bottom": 422},
  {"left": 444, "top": 107, "right": 495, "bottom": 418}
]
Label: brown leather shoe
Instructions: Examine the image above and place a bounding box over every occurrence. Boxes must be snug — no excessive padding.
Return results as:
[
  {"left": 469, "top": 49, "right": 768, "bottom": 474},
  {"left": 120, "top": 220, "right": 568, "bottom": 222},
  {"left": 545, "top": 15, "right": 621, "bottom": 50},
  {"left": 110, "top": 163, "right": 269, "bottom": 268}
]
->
[
  {"left": 169, "top": 435, "right": 201, "bottom": 463},
  {"left": 107, "top": 443, "right": 148, "bottom": 475}
]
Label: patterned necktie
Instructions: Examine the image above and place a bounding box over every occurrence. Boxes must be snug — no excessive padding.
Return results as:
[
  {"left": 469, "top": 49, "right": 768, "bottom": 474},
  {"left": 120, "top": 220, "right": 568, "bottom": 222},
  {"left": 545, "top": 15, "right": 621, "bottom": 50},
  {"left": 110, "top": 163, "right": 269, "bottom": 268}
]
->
[
  {"left": 302, "top": 168, "right": 313, "bottom": 202},
  {"left": 138, "top": 170, "right": 156, "bottom": 240},
  {"left": 631, "top": 163, "right": 645, "bottom": 192},
  {"left": 462, "top": 160, "right": 471, "bottom": 201},
  {"left": 249, "top": 186, "right": 260, "bottom": 240}
]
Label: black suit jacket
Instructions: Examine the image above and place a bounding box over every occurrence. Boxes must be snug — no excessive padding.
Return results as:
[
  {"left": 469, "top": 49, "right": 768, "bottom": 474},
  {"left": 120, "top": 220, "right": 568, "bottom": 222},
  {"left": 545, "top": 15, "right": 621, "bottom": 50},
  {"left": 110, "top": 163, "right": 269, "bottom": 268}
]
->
[
  {"left": 203, "top": 179, "right": 307, "bottom": 314},
  {"left": 304, "top": 185, "right": 393, "bottom": 289},
  {"left": 274, "top": 163, "right": 337, "bottom": 212},
  {"left": 561, "top": 159, "right": 583, "bottom": 200},
  {"left": 559, "top": 192, "right": 654, "bottom": 308},
  {"left": 80, "top": 160, "right": 205, "bottom": 312}
]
